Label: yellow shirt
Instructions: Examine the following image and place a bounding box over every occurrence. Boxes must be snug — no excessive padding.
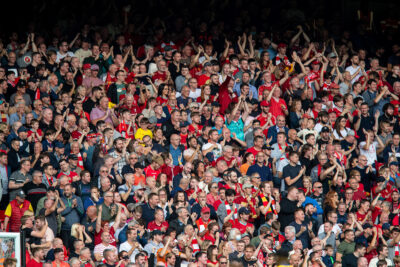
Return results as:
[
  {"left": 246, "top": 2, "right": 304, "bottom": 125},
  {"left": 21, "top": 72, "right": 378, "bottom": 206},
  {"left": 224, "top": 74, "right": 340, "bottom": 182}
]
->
[{"left": 134, "top": 128, "right": 153, "bottom": 141}]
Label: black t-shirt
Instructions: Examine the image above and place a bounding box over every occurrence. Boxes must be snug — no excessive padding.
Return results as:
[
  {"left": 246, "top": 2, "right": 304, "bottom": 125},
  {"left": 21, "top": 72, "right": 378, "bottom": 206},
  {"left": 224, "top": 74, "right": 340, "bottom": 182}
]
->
[
  {"left": 83, "top": 98, "right": 97, "bottom": 114},
  {"left": 341, "top": 253, "right": 358, "bottom": 267},
  {"left": 282, "top": 164, "right": 302, "bottom": 189},
  {"left": 241, "top": 256, "right": 257, "bottom": 267}
]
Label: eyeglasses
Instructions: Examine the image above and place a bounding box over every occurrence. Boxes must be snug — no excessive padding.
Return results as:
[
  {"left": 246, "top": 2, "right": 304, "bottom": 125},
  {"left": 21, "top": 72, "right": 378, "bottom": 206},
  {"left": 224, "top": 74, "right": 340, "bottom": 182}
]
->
[
  {"left": 130, "top": 157, "right": 138, "bottom": 160},
  {"left": 253, "top": 176, "right": 261, "bottom": 179},
  {"left": 100, "top": 170, "right": 108, "bottom": 173},
  {"left": 315, "top": 186, "right": 322, "bottom": 189},
  {"left": 220, "top": 262, "right": 228, "bottom": 265},
  {"left": 104, "top": 195, "right": 113, "bottom": 198},
  {"left": 211, "top": 186, "right": 218, "bottom": 189}
]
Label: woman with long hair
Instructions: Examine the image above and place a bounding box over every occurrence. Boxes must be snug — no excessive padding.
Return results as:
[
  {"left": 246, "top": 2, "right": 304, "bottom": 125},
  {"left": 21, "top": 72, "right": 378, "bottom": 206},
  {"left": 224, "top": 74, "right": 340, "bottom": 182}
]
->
[
  {"left": 156, "top": 83, "right": 170, "bottom": 105},
  {"left": 206, "top": 245, "right": 219, "bottom": 267},
  {"left": 333, "top": 116, "right": 350, "bottom": 140},
  {"left": 197, "top": 84, "right": 215, "bottom": 104},
  {"left": 289, "top": 98, "right": 303, "bottom": 129},
  {"left": 323, "top": 190, "right": 340, "bottom": 215}
]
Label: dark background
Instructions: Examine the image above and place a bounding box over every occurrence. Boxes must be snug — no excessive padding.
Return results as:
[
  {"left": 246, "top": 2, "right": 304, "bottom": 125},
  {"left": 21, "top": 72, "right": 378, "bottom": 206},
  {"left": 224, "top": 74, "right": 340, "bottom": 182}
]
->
[{"left": 1, "top": 0, "right": 400, "bottom": 50}]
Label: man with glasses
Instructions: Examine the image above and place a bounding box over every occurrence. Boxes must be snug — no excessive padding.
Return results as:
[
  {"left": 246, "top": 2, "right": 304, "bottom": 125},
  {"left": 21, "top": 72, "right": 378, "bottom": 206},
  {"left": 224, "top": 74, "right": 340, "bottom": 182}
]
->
[{"left": 100, "top": 191, "right": 119, "bottom": 222}]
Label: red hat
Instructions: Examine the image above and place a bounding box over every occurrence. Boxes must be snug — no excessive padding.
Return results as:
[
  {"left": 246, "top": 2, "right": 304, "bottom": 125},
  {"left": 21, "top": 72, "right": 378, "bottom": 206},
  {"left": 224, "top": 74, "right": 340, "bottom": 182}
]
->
[
  {"left": 312, "top": 60, "right": 320, "bottom": 65},
  {"left": 83, "top": 64, "right": 91, "bottom": 70},
  {"left": 260, "top": 100, "right": 270, "bottom": 107},
  {"left": 201, "top": 207, "right": 210, "bottom": 214},
  {"left": 277, "top": 43, "right": 287, "bottom": 49}
]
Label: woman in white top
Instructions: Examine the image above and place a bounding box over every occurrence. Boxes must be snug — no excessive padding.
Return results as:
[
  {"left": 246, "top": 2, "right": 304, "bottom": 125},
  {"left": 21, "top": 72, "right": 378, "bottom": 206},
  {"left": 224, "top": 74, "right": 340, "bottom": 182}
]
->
[{"left": 333, "top": 116, "right": 350, "bottom": 140}]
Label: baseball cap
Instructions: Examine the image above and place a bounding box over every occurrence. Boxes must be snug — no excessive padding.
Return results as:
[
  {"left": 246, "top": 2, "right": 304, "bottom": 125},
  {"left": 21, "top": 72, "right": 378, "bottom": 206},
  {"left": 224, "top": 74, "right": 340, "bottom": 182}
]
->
[
  {"left": 312, "top": 60, "right": 320, "bottom": 65},
  {"left": 83, "top": 64, "right": 91, "bottom": 70},
  {"left": 321, "top": 126, "right": 330, "bottom": 133},
  {"left": 134, "top": 163, "right": 144, "bottom": 169},
  {"left": 17, "top": 126, "right": 28, "bottom": 133},
  {"left": 313, "top": 98, "right": 323, "bottom": 103},
  {"left": 277, "top": 43, "right": 287, "bottom": 48},
  {"left": 17, "top": 80, "right": 27, "bottom": 87},
  {"left": 328, "top": 52, "right": 337, "bottom": 58},
  {"left": 16, "top": 190, "right": 26, "bottom": 198},
  {"left": 68, "top": 154, "right": 78, "bottom": 160},
  {"left": 149, "top": 116, "right": 157, "bottom": 124},
  {"left": 154, "top": 51, "right": 163, "bottom": 57},
  {"left": 201, "top": 207, "right": 210, "bottom": 214},
  {"left": 363, "top": 223, "right": 373, "bottom": 229},
  {"left": 180, "top": 121, "right": 190, "bottom": 128},
  {"left": 390, "top": 161, "right": 400, "bottom": 166},
  {"left": 243, "top": 183, "right": 253, "bottom": 189},
  {"left": 134, "top": 184, "right": 146, "bottom": 191},
  {"left": 382, "top": 223, "right": 391, "bottom": 230},
  {"left": 164, "top": 45, "right": 173, "bottom": 52},
  {"left": 211, "top": 101, "right": 221, "bottom": 107},
  {"left": 48, "top": 186, "right": 57, "bottom": 192},
  {"left": 40, "top": 92, "right": 49, "bottom": 99},
  {"left": 376, "top": 176, "right": 386, "bottom": 183},
  {"left": 54, "top": 142, "right": 65, "bottom": 148},
  {"left": 238, "top": 207, "right": 250, "bottom": 215},
  {"left": 262, "top": 144, "right": 274, "bottom": 150}
]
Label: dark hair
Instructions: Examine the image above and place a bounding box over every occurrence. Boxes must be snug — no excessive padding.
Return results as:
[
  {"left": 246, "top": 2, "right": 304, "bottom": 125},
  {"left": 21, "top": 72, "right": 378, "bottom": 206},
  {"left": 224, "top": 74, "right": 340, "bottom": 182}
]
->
[{"left": 225, "top": 189, "right": 236, "bottom": 197}]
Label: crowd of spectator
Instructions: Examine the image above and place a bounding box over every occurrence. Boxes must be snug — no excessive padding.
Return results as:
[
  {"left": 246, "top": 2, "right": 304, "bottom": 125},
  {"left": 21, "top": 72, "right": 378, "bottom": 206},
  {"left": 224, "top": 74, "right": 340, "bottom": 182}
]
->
[{"left": 1, "top": 3, "right": 400, "bottom": 267}]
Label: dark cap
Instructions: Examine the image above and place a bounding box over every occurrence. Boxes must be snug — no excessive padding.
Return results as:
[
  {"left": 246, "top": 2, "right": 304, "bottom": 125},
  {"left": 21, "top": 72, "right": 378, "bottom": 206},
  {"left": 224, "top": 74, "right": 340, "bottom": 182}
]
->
[
  {"left": 262, "top": 144, "right": 274, "bottom": 150},
  {"left": 277, "top": 43, "right": 287, "bottom": 48},
  {"left": 17, "top": 80, "right": 27, "bottom": 87},
  {"left": 17, "top": 126, "right": 28, "bottom": 133},
  {"left": 40, "top": 92, "right": 49, "bottom": 99},
  {"left": 210, "top": 60, "right": 219, "bottom": 66},
  {"left": 154, "top": 51, "right": 163, "bottom": 57},
  {"left": 211, "top": 101, "right": 220, "bottom": 107},
  {"left": 376, "top": 176, "right": 386, "bottom": 183},
  {"left": 134, "top": 163, "right": 144, "bottom": 169},
  {"left": 390, "top": 161, "right": 400, "bottom": 166},
  {"left": 321, "top": 126, "right": 330, "bottom": 133},
  {"left": 164, "top": 45, "right": 173, "bottom": 52},
  {"left": 363, "top": 223, "right": 373, "bottom": 229},
  {"left": 54, "top": 142, "right": 65, "bottom": 148},
  {"left": 48, "top": 186, "right": 57, "bottom": 192},
  {"left": 203, "top": 62, "right": 212, "bottom": 67},
  {"left": 313, "top": 98, "right": 323, "bottom": 103},
  {"left": 382, "top": 223, "right": 391, "bottom": 230},
  {"left": 238, "top": 207, "right": 250, "bottom": 215},
  {"left": 68, "top": 154, "right": 78, "bottom": 160},
  {"left": 16, "top": 190, "right": 26, "bottom": 198},
  {"left": 180, "top": 121, "right": 190, "bottom": 128}
]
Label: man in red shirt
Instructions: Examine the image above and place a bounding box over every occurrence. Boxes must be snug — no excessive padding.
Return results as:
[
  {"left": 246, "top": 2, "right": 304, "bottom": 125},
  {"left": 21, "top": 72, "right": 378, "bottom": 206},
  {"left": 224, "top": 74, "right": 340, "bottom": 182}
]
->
[
  {"left": 233, "top": 207, "right": 255, "bottom": 235},
  {"left": 144, "top": 155, "right": 164, "bottom": 179},
  {"left": 246, "top": 136, "right": 264, "bottom": 157},
  {"left": 27, "top": 247, "right": 45, "bottom": 267},
  {"left": 197, "top": 62, "right": 213, "bottom": 86}
]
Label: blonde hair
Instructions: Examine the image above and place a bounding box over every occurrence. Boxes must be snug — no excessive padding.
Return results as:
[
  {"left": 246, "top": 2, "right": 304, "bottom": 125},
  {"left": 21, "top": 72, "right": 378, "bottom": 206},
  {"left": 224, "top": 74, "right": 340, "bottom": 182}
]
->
[{"left": 71, "top": 223, "right": 80, "bottom": 238}]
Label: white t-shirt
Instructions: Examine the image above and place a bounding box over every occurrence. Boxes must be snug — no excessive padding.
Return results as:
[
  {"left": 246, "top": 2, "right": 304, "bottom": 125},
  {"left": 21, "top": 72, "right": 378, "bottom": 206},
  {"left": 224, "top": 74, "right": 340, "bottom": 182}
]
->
[
  {"left": 56, "top": 51, "right": 75, "bottom": 63},
  {"left": 333, "top": 128, "right": 350, "bottom": 140},
  {"left": 119, "top": 241, "right": 143, "bottom": 263},
  {"left": 189, "top": 89, "right": 201, "bottom": 99},
  {"left": 345, "top": 65, "right": 364, "bottom": 84},
  {"left": 359, "top": 141, "right": 378, "bottom": 165},
  {"left": 202, "top": 142, "right": 222, "bottom": 160}
]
